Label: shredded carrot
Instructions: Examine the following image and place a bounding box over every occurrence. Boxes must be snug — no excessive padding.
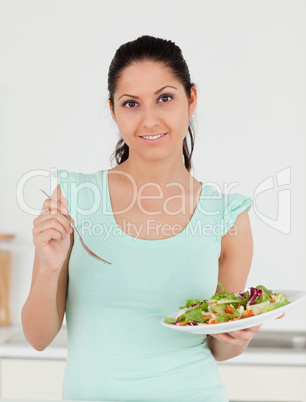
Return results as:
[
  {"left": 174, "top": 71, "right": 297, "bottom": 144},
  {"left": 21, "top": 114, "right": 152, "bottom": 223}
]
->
[{"left": 244, "top": 309, "right": 253, "bottom": 318}]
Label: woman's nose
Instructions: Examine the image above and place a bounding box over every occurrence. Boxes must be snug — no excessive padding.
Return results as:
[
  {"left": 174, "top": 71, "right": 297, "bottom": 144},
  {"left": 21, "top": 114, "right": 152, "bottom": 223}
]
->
[{"left": 141, "top": 107, "right": 161, "bottom": 129}]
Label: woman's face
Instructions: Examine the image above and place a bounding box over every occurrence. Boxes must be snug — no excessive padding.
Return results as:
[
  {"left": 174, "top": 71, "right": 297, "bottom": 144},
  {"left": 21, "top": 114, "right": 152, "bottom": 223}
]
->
[{"left": 109, "top": 61, "right": 197, "bottom": 163}]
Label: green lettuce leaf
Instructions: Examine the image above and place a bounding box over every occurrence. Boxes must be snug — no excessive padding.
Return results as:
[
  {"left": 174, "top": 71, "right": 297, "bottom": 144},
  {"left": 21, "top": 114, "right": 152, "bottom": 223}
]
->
[
  {"left": 226, "top": 310, "right": 240, "bottom": 319},
  {"left": 180, "top": 303, "right": 209, "bottom": 323},
  {"left": 164, "top": 317, "right": 176, "bottom": 324},
  {"left": 209, "top": 294, "right": 245, "bottom": 305},
  {"left": 262, "top": 301, "right": 289, "bottom": 313},
  {"left": 256, "top": 285, "right": 273, "bottom": 296},
  {"left": 247, "top": 301, "right": 270, "bottom": 315},
  {"left": 179, "top": 298, "right": 201, "bottom": 309},
  {"left": 255, "top": 293, "right": 270, "bottom": 304},
  {"left": 215, "top": 315, "right": 229, "bottom": 323},
  {"left": 210, "top": 303, "right": 226, "bottom": 316},
  {"left": 273, "top": 292, "right": 289, "bottom": 303}
]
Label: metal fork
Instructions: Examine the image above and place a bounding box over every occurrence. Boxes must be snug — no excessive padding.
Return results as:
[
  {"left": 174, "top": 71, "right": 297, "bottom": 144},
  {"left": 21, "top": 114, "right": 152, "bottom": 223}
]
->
[{"left": 39, "top": 189, "right": 111, "bottom": 265}]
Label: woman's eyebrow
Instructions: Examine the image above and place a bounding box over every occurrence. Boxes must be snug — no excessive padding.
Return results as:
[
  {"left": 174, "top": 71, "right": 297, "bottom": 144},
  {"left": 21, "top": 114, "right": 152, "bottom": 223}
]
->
[{"left": 117, "top": 85, "right": 178, "bottom": 101}]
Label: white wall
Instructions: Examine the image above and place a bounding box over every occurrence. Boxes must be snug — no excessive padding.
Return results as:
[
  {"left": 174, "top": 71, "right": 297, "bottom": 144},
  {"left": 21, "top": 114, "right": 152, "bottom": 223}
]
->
[{"left": 0, "top": 0, "right": 305, "bottom": 331}]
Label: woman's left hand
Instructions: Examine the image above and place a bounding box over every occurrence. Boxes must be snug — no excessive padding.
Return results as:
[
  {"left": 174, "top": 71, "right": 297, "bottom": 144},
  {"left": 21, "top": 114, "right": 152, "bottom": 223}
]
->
[
  {"left": 209, "top": 312, "right": 285, "bottom": 346},
  {"left": 209, "top": 324, "right": 262, "bottom": 346}
]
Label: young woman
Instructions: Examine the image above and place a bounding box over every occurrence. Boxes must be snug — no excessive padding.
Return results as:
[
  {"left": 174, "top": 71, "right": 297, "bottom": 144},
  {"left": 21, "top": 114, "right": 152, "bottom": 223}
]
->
[{"left": 22, "top": 35, "right": 262, "bottom": 401}]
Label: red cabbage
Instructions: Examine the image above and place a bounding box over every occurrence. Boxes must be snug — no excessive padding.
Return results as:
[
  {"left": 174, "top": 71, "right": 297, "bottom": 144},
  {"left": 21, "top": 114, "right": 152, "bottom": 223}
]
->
[{"left": 247, "top": 287, "right": 264, "bottom": 305}]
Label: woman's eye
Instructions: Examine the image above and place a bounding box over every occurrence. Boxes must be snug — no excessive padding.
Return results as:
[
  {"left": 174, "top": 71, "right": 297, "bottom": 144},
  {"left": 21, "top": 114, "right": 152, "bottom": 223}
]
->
[
  {"left": 158, "top": 94, "right": 173, "bottom": 103},
  {"left": 123, "top": 101, "right": 139, "bottom": 108},
  {"left": 123, "top": 94, "right": 173, "bottom": 108}
]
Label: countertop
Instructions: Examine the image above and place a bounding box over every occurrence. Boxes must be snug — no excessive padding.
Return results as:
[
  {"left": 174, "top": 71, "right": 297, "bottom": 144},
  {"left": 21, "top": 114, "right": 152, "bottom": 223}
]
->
[
  {"left": 0, "top": 400, "right": 92, "bottom": 402},
  {"left": 1, "top": 325, "right": 306, "bottom": 366},
  {"left": 0, "top": 325, "right": 67, "bottom": 360}
]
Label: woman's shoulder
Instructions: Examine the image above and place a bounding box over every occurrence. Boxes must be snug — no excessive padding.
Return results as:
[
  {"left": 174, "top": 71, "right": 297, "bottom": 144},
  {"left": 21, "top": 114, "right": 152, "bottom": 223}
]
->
[
  {"left": 50, "top": 168, "right": 107, "bottom": 203},
  {"left": 201, "top": 182, "right": 253, "bottom": 205},
  {"left": 199, "top": 182, "right": 254, "bottom": 227},
  {"left": 51, "top": 168, "right": 107, "bottom": 183}
]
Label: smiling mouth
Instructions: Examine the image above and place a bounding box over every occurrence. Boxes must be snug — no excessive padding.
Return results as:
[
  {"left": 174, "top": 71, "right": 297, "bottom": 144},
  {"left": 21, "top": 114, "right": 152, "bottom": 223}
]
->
[
  {"left": 139, "top": 133, "right": 168, "bottom": 143},
  {"left": 140, "top": 133, "right": 167, "bottom": 139}
]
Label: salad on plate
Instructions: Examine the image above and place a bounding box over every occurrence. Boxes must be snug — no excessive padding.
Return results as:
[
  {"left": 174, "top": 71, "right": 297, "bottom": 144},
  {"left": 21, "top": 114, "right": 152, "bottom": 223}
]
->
[{"left": 164, "top": 284, "right": 290, "bottom": 327}]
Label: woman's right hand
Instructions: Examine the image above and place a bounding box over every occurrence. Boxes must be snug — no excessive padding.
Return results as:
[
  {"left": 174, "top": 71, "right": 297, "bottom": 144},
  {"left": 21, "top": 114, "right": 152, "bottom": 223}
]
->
[{"left": 32, "top": 196, "right": 73, "bottom": 272}]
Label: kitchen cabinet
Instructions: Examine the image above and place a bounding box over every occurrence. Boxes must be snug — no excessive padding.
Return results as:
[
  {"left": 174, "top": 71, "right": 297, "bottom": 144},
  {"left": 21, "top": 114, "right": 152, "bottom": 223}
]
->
[
  {"left": 0, "top": 358, "right": 65, "bottom": 399},
  {"left": 1, "top": 359, "right": 305, "bottom": 401},
  {"left": 218, "top": 364, "right": 306, "bottom": 402}
]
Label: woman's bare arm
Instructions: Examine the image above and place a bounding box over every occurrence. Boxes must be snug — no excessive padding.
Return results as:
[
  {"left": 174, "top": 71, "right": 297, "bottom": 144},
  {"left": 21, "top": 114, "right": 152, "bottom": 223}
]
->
[
  {"left": 21, "top": 184, "right": 74, "bottom": 351},
  {"left": 206, "top": 210, "right": 261, "bottom": 361}
]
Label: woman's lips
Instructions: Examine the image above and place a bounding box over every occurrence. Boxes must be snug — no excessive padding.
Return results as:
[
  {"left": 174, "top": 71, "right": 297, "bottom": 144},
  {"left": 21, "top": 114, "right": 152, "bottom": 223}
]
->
[{"left": 139, "top": 133, "right": 167, "bottom": 143}]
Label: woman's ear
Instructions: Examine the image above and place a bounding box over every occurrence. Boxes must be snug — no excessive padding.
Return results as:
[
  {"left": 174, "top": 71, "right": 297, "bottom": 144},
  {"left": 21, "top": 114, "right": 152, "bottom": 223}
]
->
[
  {"left": 109, "top": 100, "right": 117, "bottom": 123},
  {"left": 188, "top": 86, "right": 197, "bottom": 118}
]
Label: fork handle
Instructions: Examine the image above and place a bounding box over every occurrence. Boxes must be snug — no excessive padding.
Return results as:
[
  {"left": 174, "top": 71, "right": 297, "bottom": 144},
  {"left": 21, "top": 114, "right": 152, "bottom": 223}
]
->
[
  {"left": 39, "top": 188, "right": 75, "bottom": 231},
  {"left": 39, "top": 189, "right": 111, "bottom": 265}
]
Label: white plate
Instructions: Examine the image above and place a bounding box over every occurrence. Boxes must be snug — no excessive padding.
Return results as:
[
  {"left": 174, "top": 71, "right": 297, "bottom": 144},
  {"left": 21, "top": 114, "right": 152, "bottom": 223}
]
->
[{"left": 160, "top": 289, "right": 306, "bottom": 335}]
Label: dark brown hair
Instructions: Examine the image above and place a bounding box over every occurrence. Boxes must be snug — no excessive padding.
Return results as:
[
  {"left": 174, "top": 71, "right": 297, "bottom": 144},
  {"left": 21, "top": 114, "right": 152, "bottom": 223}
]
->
[{"left": 108, "top": 35, "right": 196, "bottom": 172}]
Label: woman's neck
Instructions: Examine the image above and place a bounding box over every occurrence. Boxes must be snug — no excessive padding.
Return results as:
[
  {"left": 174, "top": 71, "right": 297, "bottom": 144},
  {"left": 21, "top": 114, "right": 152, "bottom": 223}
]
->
[{"left": 116, "top": 158, "right": 192, "bottom": 189}]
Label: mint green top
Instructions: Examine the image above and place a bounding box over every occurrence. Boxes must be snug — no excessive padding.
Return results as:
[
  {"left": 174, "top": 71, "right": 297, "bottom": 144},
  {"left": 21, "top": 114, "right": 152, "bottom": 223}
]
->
[{"left": 52, "top": 168, "right": 253, "bottom": 402}]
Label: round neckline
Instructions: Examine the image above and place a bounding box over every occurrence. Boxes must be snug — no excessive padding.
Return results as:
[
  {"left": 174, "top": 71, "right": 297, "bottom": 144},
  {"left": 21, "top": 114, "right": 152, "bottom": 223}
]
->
[{"left": 104, "top": 169, "right": 204, "bottom": 246}]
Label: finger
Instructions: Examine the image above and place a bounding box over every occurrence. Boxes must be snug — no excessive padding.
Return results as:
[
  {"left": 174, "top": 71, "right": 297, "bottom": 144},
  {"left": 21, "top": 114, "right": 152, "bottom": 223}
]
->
[
  {"left": 50, "top": 197, "right": 70, "bottom": 216},
  {"left": 33, "top": 228, "right": 64, "bottom": 248},
  {"left": 39, "top": 198, "right": 69, "bottom": 216},
  {"left": 34, "top": 213, "right": 72, "bottom": 235},
  {"left": 245, "top": 324, "right": 263, "bottom": 333},
  {"left": 33, "top": 218, "right": 72, "bottom": 239},
  {"left": 228, "top": 324, "right": 262, "bottom": 337},
  {"left": 225, "top": 330, "right": 254, "bottom": 342},
  {"left": 60, "top": 195, "right": 68, "bottom": 209},
  {"left": 209, "top": 333, "right": 246, "bottom": 346}
]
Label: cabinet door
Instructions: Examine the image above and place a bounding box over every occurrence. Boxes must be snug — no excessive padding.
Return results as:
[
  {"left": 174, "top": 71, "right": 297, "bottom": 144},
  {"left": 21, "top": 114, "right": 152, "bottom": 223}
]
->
[
  {"left": 0, "top": 358, "right": 65, "bottom": 399},
  {"left": 218, "top": 365, "right": 306, "bottom": 402}
]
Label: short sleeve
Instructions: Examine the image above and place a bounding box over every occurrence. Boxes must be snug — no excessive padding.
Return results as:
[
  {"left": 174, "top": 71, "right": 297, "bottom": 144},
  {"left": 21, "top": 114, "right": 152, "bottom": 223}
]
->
[
  {"left": 51, "top": 168, "right": 80, "bottom": 228},
  {"left": 220, "top": 192, "right": 253, "bottom": 236}
]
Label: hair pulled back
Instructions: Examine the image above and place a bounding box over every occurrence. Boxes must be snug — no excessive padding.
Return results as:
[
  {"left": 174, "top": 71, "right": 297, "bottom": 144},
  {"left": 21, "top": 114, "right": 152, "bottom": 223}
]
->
[{"left": 108, "top": 35, "right": 196, "bottom": 172}]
